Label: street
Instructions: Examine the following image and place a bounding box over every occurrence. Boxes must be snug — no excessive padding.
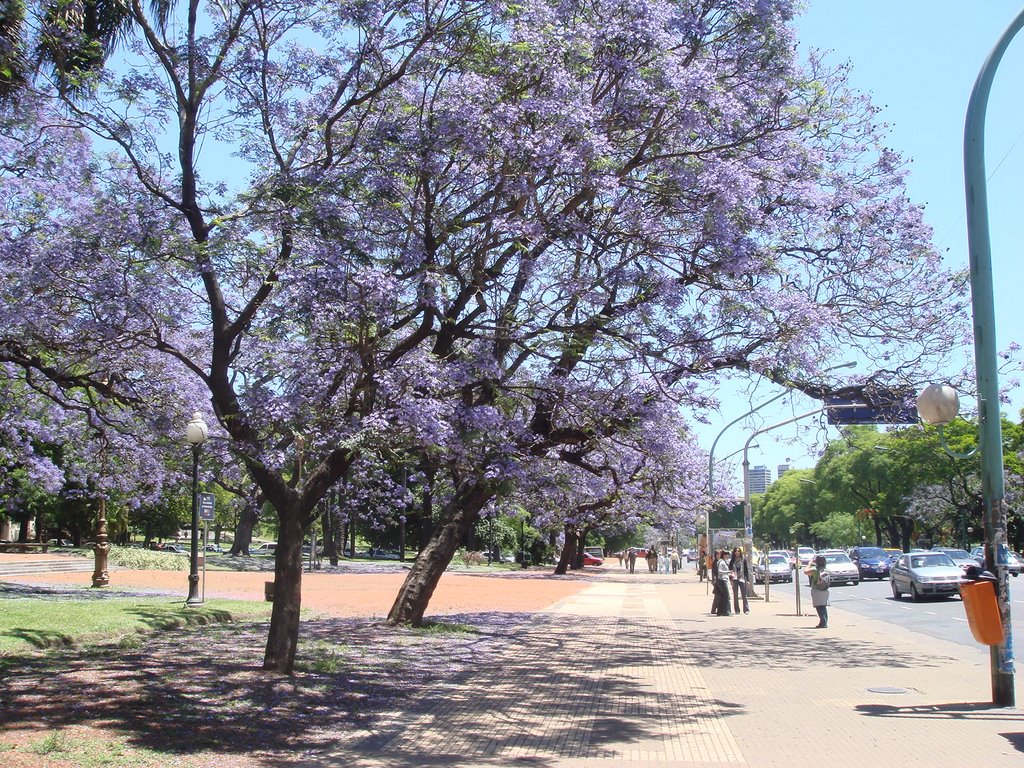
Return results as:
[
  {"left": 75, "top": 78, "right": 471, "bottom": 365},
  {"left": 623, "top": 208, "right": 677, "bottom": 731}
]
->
[{"left": 760, "top": 573, "right": 1024, "bottom": 648}]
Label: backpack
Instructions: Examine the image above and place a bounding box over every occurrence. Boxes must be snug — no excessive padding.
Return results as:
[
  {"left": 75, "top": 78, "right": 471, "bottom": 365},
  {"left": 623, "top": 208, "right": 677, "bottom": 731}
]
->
[{"left": 813, "top": 570, "right": 830, "bottom": 591}]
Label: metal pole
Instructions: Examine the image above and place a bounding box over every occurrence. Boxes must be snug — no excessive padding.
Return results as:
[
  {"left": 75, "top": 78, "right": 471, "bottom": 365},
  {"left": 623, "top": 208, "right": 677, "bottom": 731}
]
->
[
  {"left": 202, "top": 522, "right": 207, "bottom": 602},
  {"left": 186, "top": 444, "right": 202, "bottom": 605},
  {"left": 742, "top": 404, "right": 863, "bottom": 618},
  {"left": 962, "top": 7, "right": 1023, "bottom": 706}
]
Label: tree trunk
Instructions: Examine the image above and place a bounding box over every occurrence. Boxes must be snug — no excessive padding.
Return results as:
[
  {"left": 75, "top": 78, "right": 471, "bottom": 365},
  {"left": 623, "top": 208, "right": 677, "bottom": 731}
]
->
[
  {"left": 262, "top": 508, "right": 304, "bottom": 674},
  {"left": 323, "top": 494, "right": 338, "bottom": 566},
  {"left": 229, "top": 496, "right": 261, "bottom": 556},
  {"left": 387, "top": 481, "right": 492, "bottom": 626},
  {"left": 554, "top": 524, "right": 577, "bottom": 575}
]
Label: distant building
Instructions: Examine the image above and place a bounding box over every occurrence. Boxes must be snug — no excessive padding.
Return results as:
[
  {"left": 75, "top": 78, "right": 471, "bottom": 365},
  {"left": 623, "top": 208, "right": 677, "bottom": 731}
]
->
[
  {"left": 777, "top": 463, "right": 791, "bottom": 479},
  {"left": 749, "top": 465, "right": 772, "bottom": 494}
]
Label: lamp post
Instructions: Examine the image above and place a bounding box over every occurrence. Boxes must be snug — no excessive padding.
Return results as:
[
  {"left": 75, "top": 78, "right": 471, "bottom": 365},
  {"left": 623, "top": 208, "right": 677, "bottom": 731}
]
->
[
  {"left": 917, "top": 384, "right": 1014, "bottom": 705},
  {"left": 706, "top": 361, "right": 856, "bottom": 594},
  {"left": 91, "top": 442, "right": 110, "bottom": 588},
  {"left": 947, "top": 6, "right": 1024, "bottom": 708},
  {"left": 185, "top": 412, "right": 208, "bottom": 606}
]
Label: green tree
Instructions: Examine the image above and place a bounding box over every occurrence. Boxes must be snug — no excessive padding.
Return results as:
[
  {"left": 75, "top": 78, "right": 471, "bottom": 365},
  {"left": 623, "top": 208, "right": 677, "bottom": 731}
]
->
[{"left": 754, "top": 468, "right": 817, "bottom": 548}]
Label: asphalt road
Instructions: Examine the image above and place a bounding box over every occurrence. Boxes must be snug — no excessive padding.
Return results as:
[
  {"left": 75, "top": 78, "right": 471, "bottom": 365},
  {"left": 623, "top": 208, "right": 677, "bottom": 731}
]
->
[{"left": 758, "top": 572, "right": 1024, "bottom": 649}]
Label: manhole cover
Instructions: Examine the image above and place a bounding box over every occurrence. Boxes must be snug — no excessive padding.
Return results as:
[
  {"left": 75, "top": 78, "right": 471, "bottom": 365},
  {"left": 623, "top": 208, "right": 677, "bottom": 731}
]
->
[{"left": 867, "top": 687, "right": 908, "bottom": 694}]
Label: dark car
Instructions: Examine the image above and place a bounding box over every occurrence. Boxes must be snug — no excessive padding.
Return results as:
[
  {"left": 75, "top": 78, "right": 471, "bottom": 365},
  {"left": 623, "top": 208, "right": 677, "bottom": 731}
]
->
[{"left": 849, "top": 546, "right": 891, "bottom": 580}]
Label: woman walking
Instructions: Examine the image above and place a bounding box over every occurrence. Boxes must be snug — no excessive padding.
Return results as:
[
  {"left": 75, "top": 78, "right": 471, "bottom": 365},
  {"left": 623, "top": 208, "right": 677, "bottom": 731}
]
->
[{"left": 806, "top": 554, "right": 831, "bottom": 628}]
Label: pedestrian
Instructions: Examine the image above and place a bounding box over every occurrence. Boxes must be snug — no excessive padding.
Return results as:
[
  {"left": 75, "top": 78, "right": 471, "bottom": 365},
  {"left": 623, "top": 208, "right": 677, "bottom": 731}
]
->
[
  {"left": 646, "top": 546, "right": 658, "bottom": 573},
  {"left": 806, "top": 554, "right": 831, "bottom": 628},
  {"left": 697, "top": 547, "right": 708, "bottom": 582},
  {"left": 627, "top": 547, "right": 637, "bottom": 574},
  {"left": 670, "top": 549, "right": 679, "bottom": 574},
  {"left": 713, "top": 549, "right": 732, "bottom": 615},
  {"left": 617, "top": 550, "right": 624, "bottom": 568},
  {"left": 729, "top": 547, "right": 750, "bottom": 614}
]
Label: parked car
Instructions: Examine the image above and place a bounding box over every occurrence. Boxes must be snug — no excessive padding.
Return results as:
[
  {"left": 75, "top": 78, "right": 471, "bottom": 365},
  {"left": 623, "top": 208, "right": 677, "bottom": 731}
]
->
[
  {"left": 205, "top": 543, "right": 222, "bottom": 552},
  {"left": 755, "top": 554, "right": 793, "bottom": 584},
  {"left": 848, "top": 546, "right": 891, "bottom": 580},
  {"left": 932, "top": 547, "right": 978, "bottom": 575},
  {"left": 809, "top": 552, "right": 859, "bottom": 586},
  {"left": 581, "top": 551, "right": 604, "bottom": 566},
  {"left": 970, "top": 545, "right": 1021, "bottom": 576},
  {"left": 161, "top": 543, "right": 186, "bottom": 553},
  {"left": 890, "top": 551, "right": 963, "bottom": 601},
  {"left": 365, "top": 547, "right": 400, "bottom": 560}
]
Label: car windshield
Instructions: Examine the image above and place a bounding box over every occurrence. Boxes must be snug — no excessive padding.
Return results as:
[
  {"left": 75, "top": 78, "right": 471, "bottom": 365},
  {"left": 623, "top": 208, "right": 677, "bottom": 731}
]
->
[
  {"left": 857, "top": 547, "right": 885, "bottom": 557},
  {"left": 767, "top": 555, "right": 787, "bottom": 565},
  {"left": 909, "top": 553, "right": 956, "bottom": 568},
  {"left": 824, "top": 553, "right": 852, "bottom": 564}
]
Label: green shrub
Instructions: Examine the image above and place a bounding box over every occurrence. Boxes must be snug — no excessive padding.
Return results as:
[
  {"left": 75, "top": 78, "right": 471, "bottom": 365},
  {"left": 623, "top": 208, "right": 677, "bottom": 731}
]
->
[{"left": 107, "top": 547, "right": 189, "bottom": 571}]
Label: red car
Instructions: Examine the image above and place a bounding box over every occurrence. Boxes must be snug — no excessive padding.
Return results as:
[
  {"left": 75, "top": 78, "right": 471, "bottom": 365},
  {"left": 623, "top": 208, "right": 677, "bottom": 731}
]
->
[{"left": 582, "top": 552, "right": 604, "bottom": 566}]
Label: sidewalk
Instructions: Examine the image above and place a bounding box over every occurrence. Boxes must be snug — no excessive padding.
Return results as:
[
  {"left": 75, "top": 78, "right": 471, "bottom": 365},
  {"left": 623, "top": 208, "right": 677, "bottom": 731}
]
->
[{"left": 317, "top": 572, "right": 1023, "bottom": 767}]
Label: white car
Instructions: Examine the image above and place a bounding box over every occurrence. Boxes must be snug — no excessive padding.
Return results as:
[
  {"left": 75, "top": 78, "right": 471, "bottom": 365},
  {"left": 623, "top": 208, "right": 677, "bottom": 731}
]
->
[
  {"left": 809, "top": 551, "right": 859, "bottom": 586},
  {"left": 797, "top": 546, "right": 816, "bottom": 566}
]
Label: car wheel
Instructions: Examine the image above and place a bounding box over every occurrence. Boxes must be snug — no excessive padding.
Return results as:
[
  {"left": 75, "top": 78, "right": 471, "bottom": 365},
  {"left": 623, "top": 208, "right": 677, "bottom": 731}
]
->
[
  {"left": 910, "top": 583, "right": 921, "bottom": 602},
  {"left": 852, "top": 580, "right": 859, "bottom": 586},
  {"left": 891, "top": 581, "right": 901, "bottom": 599}
]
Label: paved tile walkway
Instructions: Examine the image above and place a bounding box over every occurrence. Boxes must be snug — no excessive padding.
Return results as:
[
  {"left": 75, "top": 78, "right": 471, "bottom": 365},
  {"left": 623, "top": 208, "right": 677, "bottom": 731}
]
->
[{"left": 313, "top": 574, "right": 1023, "bottom": 767}]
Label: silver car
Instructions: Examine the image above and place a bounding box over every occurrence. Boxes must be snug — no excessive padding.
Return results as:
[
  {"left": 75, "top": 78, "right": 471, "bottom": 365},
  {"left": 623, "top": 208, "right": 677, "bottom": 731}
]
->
[
  {"left": 890, "top": 551, "right": 963, "bottom": 600},
  {"left": 755, "top": 554, "right": 793, "bottom": 584}
]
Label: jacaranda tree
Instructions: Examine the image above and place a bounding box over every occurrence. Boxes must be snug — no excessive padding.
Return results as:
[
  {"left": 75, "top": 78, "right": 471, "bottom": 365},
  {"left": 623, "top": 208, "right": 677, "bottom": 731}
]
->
[{"left": 0, "top": 0, "right": 968, "bottom": 670}]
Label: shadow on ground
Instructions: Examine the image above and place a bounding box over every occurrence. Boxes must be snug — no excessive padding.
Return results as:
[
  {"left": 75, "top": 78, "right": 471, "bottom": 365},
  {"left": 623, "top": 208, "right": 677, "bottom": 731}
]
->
[{"left": 0, "top": 604, "right": 974, "bottom": 767}]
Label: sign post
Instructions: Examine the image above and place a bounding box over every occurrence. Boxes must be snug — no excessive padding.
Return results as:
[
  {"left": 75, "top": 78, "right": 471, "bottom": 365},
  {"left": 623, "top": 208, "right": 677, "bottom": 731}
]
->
[{"left": 198, "top": 493, "right": 215, "bottom": 601}]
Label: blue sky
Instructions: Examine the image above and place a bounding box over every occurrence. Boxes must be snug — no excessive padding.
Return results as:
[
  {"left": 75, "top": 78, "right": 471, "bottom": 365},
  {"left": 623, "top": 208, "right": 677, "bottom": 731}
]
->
[{"left": 700, "top": 1, "right": 1024, "bottom": 492}]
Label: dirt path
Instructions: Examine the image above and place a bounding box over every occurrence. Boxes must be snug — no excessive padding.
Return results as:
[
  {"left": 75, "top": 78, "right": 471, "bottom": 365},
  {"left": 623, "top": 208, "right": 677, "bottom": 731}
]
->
[{"left": 1, "top": 563, "right": 594, "bottom": 617}]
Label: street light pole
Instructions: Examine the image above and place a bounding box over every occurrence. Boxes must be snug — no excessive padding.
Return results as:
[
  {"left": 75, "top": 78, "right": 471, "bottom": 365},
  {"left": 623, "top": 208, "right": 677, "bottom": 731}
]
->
[
  {"left": 706, "top": 361, "right": 855, "bottom": 593},
  {"left": 960, "top": 6, "right": 1024, "bottom": 708},
  {"left": 185, "top": 412, "right": 208, "bottom": 606},
  {"left": 91, "top": 442, "right": 110, "bottom": 588}
]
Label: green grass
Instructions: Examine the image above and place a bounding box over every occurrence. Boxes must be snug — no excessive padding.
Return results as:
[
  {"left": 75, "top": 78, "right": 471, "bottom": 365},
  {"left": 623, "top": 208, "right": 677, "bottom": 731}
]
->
[
  {"left": 418, "top": 619, "right": 477, "bottom": 634},
  {"left": 0, "top": 596, "right": 272, "bottom": 656},
  {"left": 19, "top": 730, "right": 166, "bottom": 767}
]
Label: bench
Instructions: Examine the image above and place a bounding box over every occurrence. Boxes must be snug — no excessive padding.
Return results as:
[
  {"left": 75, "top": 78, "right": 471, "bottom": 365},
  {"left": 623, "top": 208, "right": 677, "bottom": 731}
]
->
[{"left": 0, "top": 542, "right": 50, "bottom": 553}]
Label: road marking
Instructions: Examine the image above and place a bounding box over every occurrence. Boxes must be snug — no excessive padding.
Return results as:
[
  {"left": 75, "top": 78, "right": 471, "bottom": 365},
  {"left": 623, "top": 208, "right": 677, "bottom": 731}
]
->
[
  {"left": 924, "top": 611, "right": 937, "bottom": 615},
  {"left": 952, "top": 617, "right": 968, "bottom": 622}
]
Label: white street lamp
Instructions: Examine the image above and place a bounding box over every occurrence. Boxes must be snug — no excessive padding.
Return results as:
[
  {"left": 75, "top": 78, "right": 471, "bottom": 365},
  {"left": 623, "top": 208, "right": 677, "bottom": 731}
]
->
[{"left": 916, "top": 384, "right": 960, "bottom": 427}]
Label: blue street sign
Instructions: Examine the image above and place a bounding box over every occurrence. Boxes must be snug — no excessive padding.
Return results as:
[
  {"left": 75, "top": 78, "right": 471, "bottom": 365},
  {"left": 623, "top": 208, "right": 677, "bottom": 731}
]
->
[
  {"left": 825, "top": 395, "right": 918, "bottom": 425},
  {"left": 198, "top": 493, "right": 216, "bottom": 521}
]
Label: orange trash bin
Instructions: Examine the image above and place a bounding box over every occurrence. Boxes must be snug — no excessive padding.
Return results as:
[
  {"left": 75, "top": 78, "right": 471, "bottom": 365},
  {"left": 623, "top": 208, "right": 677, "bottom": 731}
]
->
[{"left": 959, "top": 579, "right": 1004, "bottom": 645}]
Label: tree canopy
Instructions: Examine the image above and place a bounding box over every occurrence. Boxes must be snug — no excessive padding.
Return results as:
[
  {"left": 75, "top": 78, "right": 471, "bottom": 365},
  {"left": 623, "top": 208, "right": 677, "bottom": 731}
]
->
[{"left": 0, "top": 0, "right": 970, "bottom": 672}]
